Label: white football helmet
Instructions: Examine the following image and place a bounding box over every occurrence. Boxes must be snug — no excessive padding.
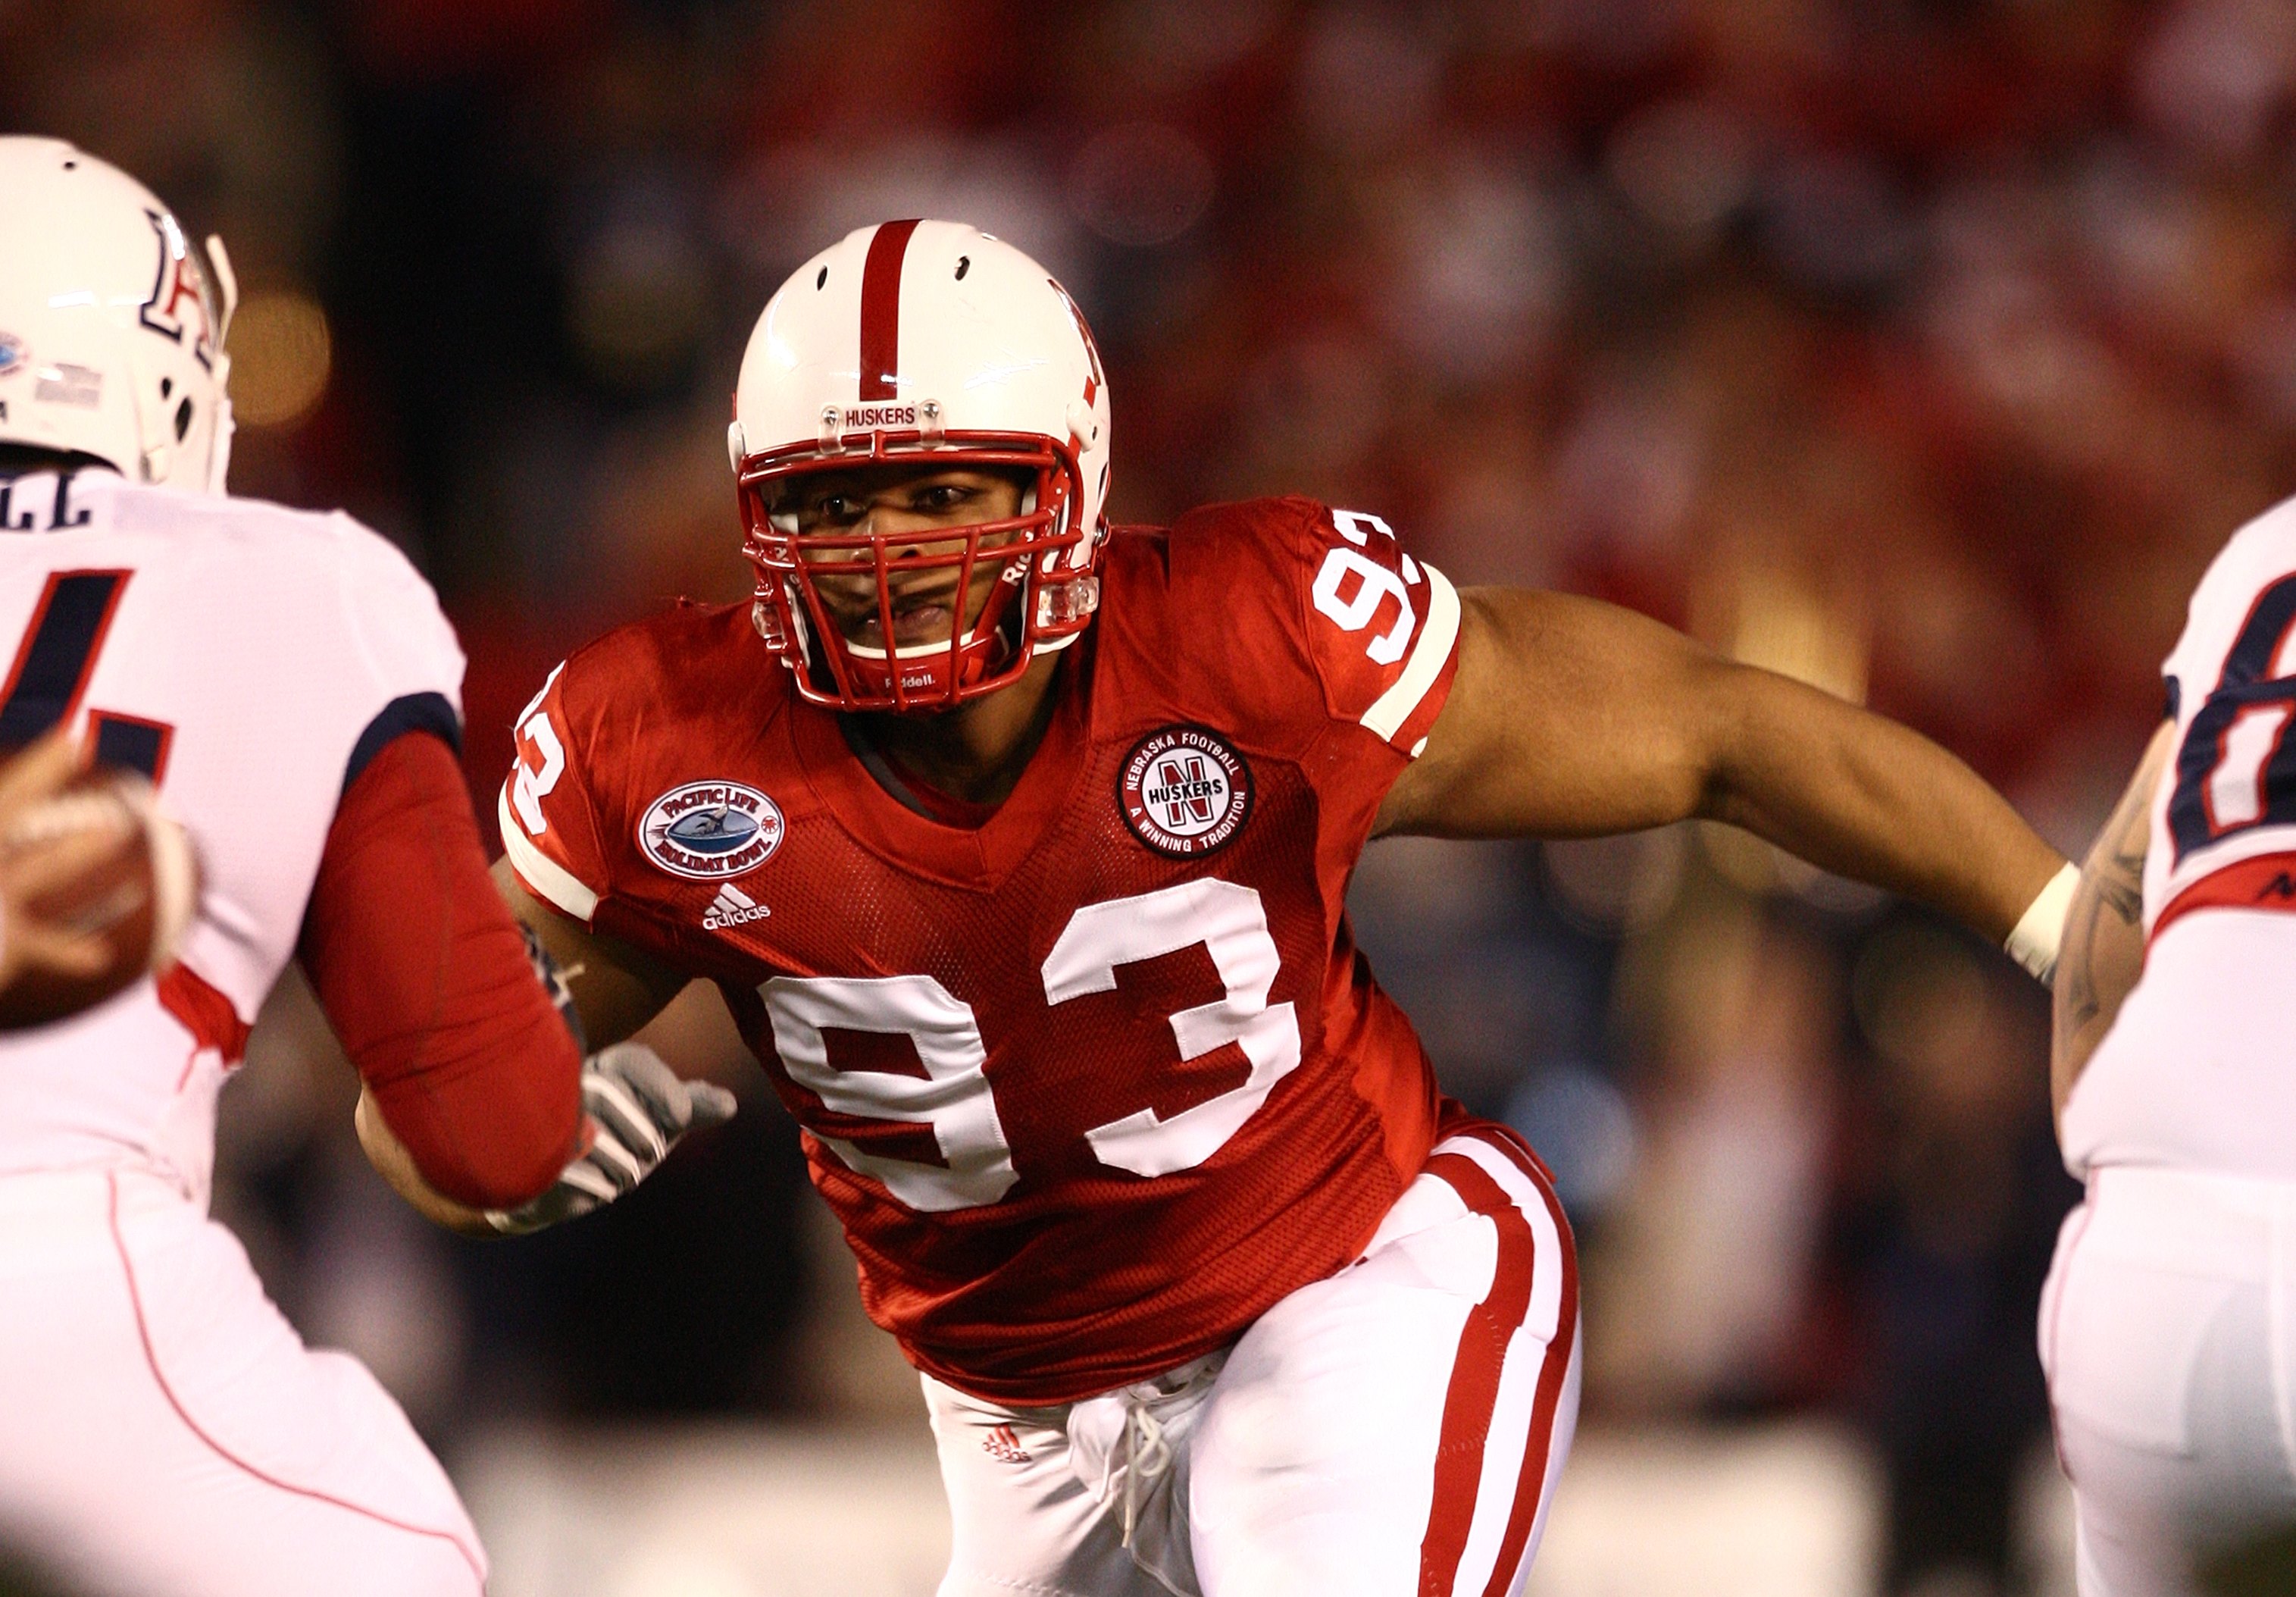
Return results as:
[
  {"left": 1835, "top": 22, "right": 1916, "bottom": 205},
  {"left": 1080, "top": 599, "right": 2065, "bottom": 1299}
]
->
[
  {"left": 0, "top": 137, "right": 236, "bottom": 493},
  {"left": 730, "top": 220, "right": 1112, "bottom": 712}
]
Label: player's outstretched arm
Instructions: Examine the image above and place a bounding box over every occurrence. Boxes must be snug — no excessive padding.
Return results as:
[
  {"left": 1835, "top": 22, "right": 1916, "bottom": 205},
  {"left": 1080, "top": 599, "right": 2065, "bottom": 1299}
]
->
[
  {"left": 2052, "top": 720, "right": 2174, "bottom": 1117},
  {"left": 354, "top": 859, "right": 726, "bottom": 1239},
  {"left": 308, "top": 731, "right": 730, "bottom": 1235},
  {"left": 307, "top": 730, "right": 583, "bottom": 1231},
  {"left": 1376, "top": 587, "right": 2070, "bottom": 955},
  {"left": 358, "top": 1040, "right": 737, "bottom": 1236},
  {"left": 350, "top": 859, "right": 729, "bottom": 1238}
]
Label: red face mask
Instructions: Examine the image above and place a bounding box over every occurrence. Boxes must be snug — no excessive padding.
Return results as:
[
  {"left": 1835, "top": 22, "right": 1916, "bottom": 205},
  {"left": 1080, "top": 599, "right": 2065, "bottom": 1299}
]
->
[{"left": 737, "top": 432, "right": 1100, "bottom": 713}]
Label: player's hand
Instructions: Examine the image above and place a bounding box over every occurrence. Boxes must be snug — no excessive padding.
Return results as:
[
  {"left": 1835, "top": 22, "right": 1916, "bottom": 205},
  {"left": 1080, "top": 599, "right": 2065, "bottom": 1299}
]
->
[
  {"left": 483, "top": 1042, "right": 738, "bottom": 1235},
  {"left": 0, "top": 731, "right": 137, "bottom": 991}
]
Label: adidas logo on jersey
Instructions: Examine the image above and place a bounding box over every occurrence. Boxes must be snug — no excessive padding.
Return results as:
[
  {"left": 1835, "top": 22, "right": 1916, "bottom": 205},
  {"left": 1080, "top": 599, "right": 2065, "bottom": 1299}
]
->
[
  {"left": 981, "top": 1423, "right": 1031, "bottom": 1465},
  {"left": 702, "top": 883, "right": 771, "bottom": 929}
]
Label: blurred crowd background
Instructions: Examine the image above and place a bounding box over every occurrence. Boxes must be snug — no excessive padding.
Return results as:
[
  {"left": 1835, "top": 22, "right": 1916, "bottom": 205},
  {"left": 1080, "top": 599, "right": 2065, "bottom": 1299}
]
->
[{"left": 8, "top": 0, "right": 2293, "bottom": 1591}]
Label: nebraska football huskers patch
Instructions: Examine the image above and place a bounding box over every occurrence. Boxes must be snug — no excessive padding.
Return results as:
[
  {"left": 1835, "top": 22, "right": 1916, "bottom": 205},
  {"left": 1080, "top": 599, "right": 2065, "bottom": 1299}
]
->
[
  {"left": 640, "top": 780, "right": 784, "bottom": 880},
  {"left": 1119, "top": 726, "right": 1253, "bottom": 858}
]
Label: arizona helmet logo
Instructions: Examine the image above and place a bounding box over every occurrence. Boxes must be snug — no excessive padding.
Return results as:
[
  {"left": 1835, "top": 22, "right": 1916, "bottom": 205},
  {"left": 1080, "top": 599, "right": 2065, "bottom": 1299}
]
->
[
  {"left": 640, "top": 780, "right": 784, "bottom": 880},
  {"left": 1119, "top": 726, "right": 1253, "bottom": 858}
]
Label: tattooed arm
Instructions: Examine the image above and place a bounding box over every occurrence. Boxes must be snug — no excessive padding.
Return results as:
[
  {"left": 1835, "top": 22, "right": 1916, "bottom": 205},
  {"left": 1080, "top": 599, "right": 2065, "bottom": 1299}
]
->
[{"left": 2053, "top": 720, "right": 2177, "bottom": 1121}]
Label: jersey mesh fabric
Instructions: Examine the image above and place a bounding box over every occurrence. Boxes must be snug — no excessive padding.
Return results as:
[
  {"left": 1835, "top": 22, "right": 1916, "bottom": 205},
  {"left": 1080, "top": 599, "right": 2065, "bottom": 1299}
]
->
[{"left": 502, "top": 496, "right": 1460, "bottom": 1402}]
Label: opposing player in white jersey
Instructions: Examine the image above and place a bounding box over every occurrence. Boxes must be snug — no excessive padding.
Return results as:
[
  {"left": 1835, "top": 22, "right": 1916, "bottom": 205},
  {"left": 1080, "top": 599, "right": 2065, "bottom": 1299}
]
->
[
  {"left": 0, "top": 137, "right": 733, "bottom": 1597},
  {"left": 2047, "top": 491, "right": 2296, "bottom": 1592}
]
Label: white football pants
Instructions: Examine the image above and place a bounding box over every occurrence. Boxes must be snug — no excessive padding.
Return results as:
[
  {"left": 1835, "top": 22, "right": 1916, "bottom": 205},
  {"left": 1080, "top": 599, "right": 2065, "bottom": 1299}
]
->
[
  {"left": 0, "top": 1166, "right": 484, "bottom": 1597},
  {"left": 2041, "top": 1164, "right": 2296, "bottom": 1595},
  {"left": 924, "top": 1123, "right": 1581, "bottom": 1597}
]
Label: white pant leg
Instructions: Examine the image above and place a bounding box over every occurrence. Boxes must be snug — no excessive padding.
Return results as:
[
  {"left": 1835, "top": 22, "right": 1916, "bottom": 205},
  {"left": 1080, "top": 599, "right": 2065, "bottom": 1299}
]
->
[
  {"left": 1190, "top": 1125, "right": 1580, "bottom": 1597},
  {"left": 0, "top": 1169, "right": 484, "bottom": 1597},
  {"left": 923, "top": 1372, "right": 1172, "bottom": 1597},
  {"left": 2042, "top": 1166, "right": 2296, "bottom": 1597}
]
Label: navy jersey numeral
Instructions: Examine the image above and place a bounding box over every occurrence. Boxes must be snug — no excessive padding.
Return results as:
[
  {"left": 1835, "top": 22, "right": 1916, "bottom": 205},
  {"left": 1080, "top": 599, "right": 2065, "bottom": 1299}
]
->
[
  {"left": 89, "top": 713, "right": 174, "bottom": 784},
  {"left": 2168, "top": 572, "right": 2296, "bottom": 863},
  {"left": 0, "top": 570, "right": 173, "bottom": 781}
]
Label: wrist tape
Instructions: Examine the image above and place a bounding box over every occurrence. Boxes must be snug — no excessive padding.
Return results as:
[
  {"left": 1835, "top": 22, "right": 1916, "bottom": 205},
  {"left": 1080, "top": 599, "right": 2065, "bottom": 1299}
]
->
[{"left": 2005, "top": 862, "right": 2080, "bottom": 985}]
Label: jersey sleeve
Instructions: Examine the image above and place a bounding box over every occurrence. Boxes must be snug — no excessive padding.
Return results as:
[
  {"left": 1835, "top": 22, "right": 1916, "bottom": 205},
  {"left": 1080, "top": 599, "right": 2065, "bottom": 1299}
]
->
[
  {"left": 1282, "top": 502, "right": 1462, "bottom": 758},
  {"left": 331, "top": 516, "right": 467, "bottom": 786},
  {"left": 496, "top": 659, "right": 614, "bottom": 925},
  {"left": 1193, "top": 495, "right": 1461, "bottom": 764},
  {"left": 302, "top": 731, "right": 583, "bottom": 1209},
  {"left": 1177, "top": 496, "right": 1462, "bottom": 859}
]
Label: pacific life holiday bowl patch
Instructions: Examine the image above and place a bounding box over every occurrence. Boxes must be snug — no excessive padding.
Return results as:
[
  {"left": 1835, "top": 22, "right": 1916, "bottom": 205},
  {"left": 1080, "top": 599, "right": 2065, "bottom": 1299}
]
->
[
  {"left": 1119, "top": 725, "right": 1253, "bottom": 858},
  {"left": 639, "top": 780, "right": 784, "bottom": 880}
]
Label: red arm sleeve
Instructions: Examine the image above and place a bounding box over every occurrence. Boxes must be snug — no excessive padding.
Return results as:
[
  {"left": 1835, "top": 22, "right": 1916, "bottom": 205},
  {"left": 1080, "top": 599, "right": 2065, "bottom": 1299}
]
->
[{"left": 299, "top": 731, "right": 584, "bottom": 1209}]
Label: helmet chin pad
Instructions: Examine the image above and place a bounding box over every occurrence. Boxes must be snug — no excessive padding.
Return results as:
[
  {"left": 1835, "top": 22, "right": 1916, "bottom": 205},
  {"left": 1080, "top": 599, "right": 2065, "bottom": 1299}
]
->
[{"left": 834, "top": 586, "right": 1021, "bottom": 707}]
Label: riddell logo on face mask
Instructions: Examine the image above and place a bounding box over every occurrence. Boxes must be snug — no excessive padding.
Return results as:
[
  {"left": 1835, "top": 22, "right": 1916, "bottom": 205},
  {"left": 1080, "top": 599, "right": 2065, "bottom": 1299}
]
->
[{"left": 843, "top": 404, "right": 916, "bottom": 430}]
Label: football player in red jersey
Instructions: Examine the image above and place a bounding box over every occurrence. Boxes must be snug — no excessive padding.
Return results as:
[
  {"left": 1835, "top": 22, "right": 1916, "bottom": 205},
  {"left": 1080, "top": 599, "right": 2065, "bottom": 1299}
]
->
[{"left": 365, "top": 221, "right": 2075, "bottom": 1595}]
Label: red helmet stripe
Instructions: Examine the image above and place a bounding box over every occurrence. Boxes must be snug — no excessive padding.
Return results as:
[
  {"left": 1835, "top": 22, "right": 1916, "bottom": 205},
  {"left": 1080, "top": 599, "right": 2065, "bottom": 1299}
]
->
[{"left": 858, "top": 218, "right": 921, "bottom": 401}]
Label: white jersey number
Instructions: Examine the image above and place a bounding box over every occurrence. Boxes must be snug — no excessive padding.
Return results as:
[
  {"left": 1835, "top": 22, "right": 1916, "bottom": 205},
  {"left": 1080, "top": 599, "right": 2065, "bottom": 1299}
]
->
[
  {"left": 1312, "top": 507, "right": 1428, "bottom": 667},
  {"left": 756, "top": 881, "right": 1298, "bottom": 1210},
  {"left": 1045, "top": 878, "right": 1301, "bottom": 1177},
  {"left": 508, "top": 664, "right": 566, "bottom": 836},
  {"left": 759, "top": 973, "right": 1018, "bottom": 1213}
]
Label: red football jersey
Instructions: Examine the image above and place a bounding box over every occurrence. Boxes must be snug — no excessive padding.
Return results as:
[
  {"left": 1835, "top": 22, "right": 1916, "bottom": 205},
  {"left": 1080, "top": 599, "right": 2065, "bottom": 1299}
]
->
[{"left": 499, "top": 496, "right": 1463, "bottom": 1404}]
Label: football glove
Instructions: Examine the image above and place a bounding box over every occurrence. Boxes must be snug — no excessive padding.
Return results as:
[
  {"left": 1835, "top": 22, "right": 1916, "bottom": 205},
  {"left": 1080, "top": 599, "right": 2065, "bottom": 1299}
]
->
[{"left": 484, "top": 1042, "right": 737, "bottom": 1235}]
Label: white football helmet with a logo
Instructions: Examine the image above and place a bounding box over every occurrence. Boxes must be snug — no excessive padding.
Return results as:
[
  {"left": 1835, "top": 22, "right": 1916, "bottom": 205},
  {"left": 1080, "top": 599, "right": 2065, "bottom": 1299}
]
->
[
  {"left": 730, "top": 220, "right": 1112, "bottom": 712},
  {"left": 0, "top": 137, "right": 236, "bottom": 493}
]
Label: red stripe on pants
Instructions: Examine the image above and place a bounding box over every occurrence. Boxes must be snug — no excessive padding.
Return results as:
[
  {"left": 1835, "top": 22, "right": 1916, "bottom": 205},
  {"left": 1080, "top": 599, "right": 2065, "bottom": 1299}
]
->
[
  {"left": 1472, "top": 1136, "right": 1579, "bottom": 1597},
  {"left": 1414, "top": 1136, "right": 1579, "bottom": 1596},
  {"left": 859, "top": 219, "right": 921, "bottom": 400}
]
